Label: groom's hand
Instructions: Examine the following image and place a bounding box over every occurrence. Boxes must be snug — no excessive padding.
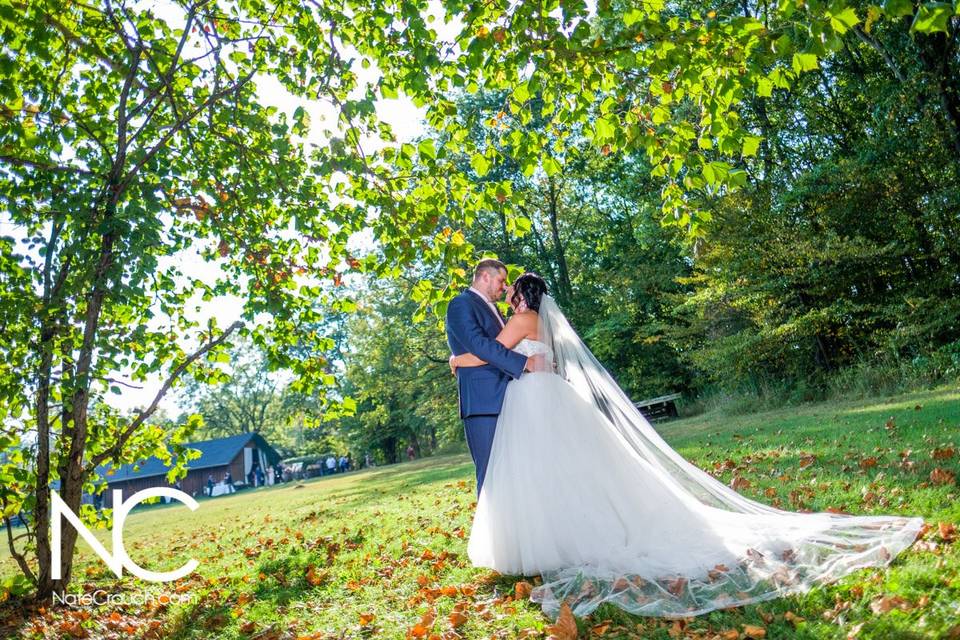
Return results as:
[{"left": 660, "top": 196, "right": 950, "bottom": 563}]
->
[{"left": 524, "top": 354, "right": 545, "bottom": 372}]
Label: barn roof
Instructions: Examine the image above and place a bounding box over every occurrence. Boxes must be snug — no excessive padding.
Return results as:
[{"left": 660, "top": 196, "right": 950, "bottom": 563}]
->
[{"left": 98, "top": 432, "right": 281, "bottom": 483}]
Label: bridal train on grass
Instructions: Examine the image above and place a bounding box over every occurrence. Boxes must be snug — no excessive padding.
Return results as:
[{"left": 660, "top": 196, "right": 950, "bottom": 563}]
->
[{"left": 467, "top": 295, "right": 924, "bottom": 619}]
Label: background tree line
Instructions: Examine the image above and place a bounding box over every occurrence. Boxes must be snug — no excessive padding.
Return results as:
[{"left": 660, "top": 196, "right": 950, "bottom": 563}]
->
[{"left": 323, "top": 0, "right": 960, "bottom": 458}]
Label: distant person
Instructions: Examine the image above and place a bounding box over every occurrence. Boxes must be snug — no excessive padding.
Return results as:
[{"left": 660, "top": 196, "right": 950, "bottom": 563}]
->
[
  {"left": 273, "top": 464, "right": 284, "bottom": 483},
  {"left": 224, "top": 471, "right": 235, "bottom": 492},
  {"left": 326, "top": 455, "right": 336, "bottom": 475},
  {"left": 206, "top": 474, "right": 214, "bottom": 497},
  {"left": 406, "top": 444, "right": 416, "bottom": 461},
  {"left": 339, "top": 455, "right": 348, "bottom": 473},
  {"left": 364, "top": 452, "right": 374, "bottom": 468},
  {"left": 255, "top": 465, "right": 265, "bottom": 487}
]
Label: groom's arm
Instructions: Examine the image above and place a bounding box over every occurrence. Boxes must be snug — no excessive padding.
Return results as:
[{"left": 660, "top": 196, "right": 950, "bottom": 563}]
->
[{"left": 446, "top": 297, "right": 527, "bottom": 379}]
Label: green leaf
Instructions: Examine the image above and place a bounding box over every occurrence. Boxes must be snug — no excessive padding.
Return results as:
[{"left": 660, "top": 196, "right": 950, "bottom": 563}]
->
[
  {"left": 911, "top": 2, "right": 952, "bottom": 32},
  {"left": 624, "top": 8, "right": 644, "bottom": 25},
  {"left": 756, "top": 77, "right": 773, "bottom": 98},
  {"left": 828, "top": 6, "right": 860, "bottom": 33},
  {"left": 512, "top": 81, "right": 530, "bottom": 103},
  {"left": 470, "top": 153, "right": 490, "bottom": 177},
  {"left": 792, "top": 53, "right": 819, "bottom": 73},
  {"left": 742, "top": 135, "right": 762, "bottom": 157},
  {"left": 380, "top": 82, "right": 398, "bottom": 99},
  {"left": 883, "top": 0, "right": 915, "bottom": 17},
  {"left": 595, "top": 116, "right": 616, "bottom": 141},
  {"left": 542, "top": 156, "right": 561, "bottom": 176},
  {"left": 417, "top": 139, "right": 436, "bottom": 160}
]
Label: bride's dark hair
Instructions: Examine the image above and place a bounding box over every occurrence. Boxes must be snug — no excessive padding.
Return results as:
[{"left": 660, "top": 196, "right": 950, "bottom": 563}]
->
[{"left": 511, "top": 272, "right": 548, "bottom": 312}]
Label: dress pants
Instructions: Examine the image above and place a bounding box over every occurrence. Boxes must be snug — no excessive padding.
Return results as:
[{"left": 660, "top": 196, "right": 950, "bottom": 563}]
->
[{"left": 463, "top": 414, "right": 498, "bottom": 496}]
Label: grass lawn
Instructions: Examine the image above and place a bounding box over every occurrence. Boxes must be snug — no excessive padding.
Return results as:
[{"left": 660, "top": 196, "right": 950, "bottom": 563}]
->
[{"left": 1, "top": 384, "right": 959, "bottom": 639}]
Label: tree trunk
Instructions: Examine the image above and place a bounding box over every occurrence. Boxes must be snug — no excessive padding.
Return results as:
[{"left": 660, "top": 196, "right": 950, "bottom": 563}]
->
[{"left": 545, "top": 179, "right": 573, "bottom": 305}]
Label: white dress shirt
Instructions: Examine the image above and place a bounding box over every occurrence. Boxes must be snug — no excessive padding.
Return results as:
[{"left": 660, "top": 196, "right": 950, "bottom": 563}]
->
[{"left": 469, "top": 286, "right": 505, "bottom": 329}]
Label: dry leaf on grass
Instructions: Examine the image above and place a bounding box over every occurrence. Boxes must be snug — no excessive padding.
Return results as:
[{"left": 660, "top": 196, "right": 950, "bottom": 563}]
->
[
  {"left": 931, "top": 468, "right": 956, "bottom": 486},
  {"left": 546, "top": 602, "right": 577, "bottom": 640},
  {"left": 514, "top": 581, "right": 533, "bottom": 599},
  {"left": 869, "top": 594, "right": 914, "bottom": 614}
]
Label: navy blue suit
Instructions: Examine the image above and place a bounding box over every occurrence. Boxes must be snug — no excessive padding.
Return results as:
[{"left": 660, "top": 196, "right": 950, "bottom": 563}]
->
[{"left": 446, "top": 289, "right": 527, "bottom": 495}]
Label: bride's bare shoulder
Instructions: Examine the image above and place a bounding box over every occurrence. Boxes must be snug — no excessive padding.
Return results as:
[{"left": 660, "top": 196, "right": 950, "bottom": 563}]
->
[{"left": 507, "top": 310, "right": 539, "bottom": 336}]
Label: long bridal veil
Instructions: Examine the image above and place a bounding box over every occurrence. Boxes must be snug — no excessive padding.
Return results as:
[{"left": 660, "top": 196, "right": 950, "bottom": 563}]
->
[{"left": 529, "top": 295, "right": 923, "bottom": 618}]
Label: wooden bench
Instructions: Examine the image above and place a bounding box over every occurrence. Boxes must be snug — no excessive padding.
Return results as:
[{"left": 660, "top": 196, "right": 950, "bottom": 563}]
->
[{"left": 634, "top": 393, "right": 681, "bottom": 421}]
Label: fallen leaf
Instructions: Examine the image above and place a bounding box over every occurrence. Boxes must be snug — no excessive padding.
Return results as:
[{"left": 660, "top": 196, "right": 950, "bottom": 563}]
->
[
  {"left": 666, "top": 576, "right": 687, "bottom": 596},
  {"left": 447, "top": 611, "right": 468, "bottom": 628},
  {"left": 869, "top": 594, "right": 914, "bottom": 614},
  {"left": 784, "top": 611, "right": 804, "bottom": 625},
  {"left": 546, "top": 602, "right": 577, "bottom": 640},
  {"left": 930, "top": 468, "right": 956, "bottom": 486},
  {"left": 932, "top": 447, "right": 954, "bottom": 461},
  {"left": 514, "top": 581, "right": 533, "bottom": 599},
  {"left": 591, "top": 620, "right": 611, "bottom": 635},
  {"left": 939, "top": 522, "right": 957, "bottom": 542},
  {"left": 743, "top": 624, "right": 766, "bottom": 639}
]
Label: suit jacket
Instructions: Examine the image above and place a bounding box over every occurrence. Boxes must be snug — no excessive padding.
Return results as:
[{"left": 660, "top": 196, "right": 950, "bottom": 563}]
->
[{"left": 446, "top": 289, "right": 527, "bottom": 418}]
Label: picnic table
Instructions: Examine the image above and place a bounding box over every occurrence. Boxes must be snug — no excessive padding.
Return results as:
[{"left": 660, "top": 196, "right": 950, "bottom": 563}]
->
[{"left": 634, "top": 392, "right": 681, "bottom": 421}]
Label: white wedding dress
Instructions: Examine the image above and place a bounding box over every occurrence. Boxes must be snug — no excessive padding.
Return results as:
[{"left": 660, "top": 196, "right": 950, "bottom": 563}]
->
[{"left": 467, "top": 297, "right": 924, "bottom": 619}]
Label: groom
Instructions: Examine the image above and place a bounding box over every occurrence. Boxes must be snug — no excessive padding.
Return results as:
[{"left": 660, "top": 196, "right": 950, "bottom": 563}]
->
[{"left": 446, "top": 259, "right": 530, "bottom": 495}]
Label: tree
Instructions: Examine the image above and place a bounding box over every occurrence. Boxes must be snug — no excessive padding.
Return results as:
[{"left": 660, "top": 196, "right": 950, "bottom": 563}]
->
[
  {"left": 0, "top": 0, "right": 440, "bottom": 599},
  {"left": 335, "top": 280, "right": 460, "bottom": 464}
]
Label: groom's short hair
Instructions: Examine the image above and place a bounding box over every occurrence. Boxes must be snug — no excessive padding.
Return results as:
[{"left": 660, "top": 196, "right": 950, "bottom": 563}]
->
[{"left": 473, "top": 259, "right": 506, "bottom": 281}]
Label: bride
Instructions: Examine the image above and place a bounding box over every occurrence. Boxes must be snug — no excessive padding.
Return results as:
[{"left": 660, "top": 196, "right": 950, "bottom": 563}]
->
[{"left": 448, "top": 272, "right": 924, "bottom": 619}]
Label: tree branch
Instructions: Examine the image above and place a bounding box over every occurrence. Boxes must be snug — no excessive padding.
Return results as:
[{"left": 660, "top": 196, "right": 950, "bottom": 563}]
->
[
  {"left": 88, "top": 321, "right": 243, "bottom": 470},
  {"left": 2, "top": 511, "right": 37, "bottom": 586},
  {"left": 0, "top": 155, "right": 95, "bottom": 176}
]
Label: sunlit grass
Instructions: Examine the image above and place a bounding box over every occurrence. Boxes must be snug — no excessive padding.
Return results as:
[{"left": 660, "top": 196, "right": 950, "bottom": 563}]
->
[{"left": 1, "top": 384, "right": 958, "bottom": 638}]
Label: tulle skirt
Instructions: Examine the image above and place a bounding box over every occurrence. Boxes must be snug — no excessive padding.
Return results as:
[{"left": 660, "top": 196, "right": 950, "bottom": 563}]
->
[{"left": 467, "top": 372, "right": 924, "bottom": 618}]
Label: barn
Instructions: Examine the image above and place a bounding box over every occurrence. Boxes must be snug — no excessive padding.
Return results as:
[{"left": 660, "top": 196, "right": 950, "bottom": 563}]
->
[{"left": 97, "top": 432, "right": 282, "bottom": 508}]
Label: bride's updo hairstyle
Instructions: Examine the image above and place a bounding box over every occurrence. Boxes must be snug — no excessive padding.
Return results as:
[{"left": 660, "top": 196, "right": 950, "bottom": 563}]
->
[{"left": 510, "top": 272, "right": 548, "bottom": 313}]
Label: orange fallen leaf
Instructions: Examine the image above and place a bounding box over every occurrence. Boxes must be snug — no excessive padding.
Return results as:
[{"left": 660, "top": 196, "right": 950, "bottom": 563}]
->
[
  {"left": 931, "top": 468, "right": 956, "bottom": 486},
  {"left": 305, "top": 565, "right": 326, "bottom": 586},
  {"left": 514, "top": 581, "right": 533, "bottom": 599},
  {"left": 784, "top": 610, "right": 804, "bottom": 625},
  {"left": 448, "top": 610, "right": 468, "bottom": 628},
  {"left": 591, "top": 620, "right": 611, "bottom": 635},
  {"left": 743, "top": 623, "right": 766, "bottom": 638},
  {"left": 545, "top": 602, "right": 577, "bottom": 640},
  {"left": 870, "top": 594, "right": 914, "bottom": 614},
  {"left": 939, "top": 522, "right": 957, "bottom": 542},
  {"left": 666, "top": 576, "right": 687, "bottom": 596},
  {"left": 359, "top": 612, "right": 376, "bottom": 626},
  {"left": 859, "top": 457, "right": 878, "bottom": 470},
  {"left": 932, "top": 447, "right": 954, "bottom": 461}
]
